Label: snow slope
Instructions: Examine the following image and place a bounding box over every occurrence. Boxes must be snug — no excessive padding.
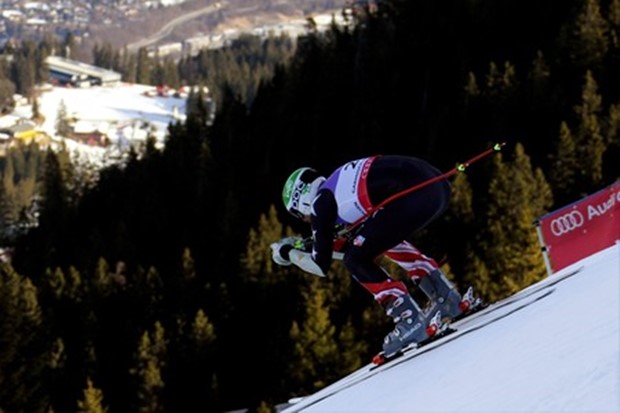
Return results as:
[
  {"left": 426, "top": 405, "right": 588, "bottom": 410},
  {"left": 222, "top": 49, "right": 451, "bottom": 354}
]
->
[
  {"left": 283, "top": 244, "right": 620, "bottom": 413},
  {"left": 9, "top": 83, "right": 187, "bottom": 165},
  {"left": 35, "top": 83, "right": 187, "bottom": 144}
]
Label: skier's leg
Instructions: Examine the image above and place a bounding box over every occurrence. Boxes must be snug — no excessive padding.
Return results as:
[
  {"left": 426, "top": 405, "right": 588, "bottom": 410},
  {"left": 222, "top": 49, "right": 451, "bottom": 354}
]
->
[
  {"left": 342, "top": 201, "right": 440, "bottom": 354},
  {"left": 383, "top": 240, "right": 439, "bottom": 280},
  {"left": 418, "top": 269, "right": 463, "bottom": 319},
  {"left": 345, "top": 255, "right": 430, "bottom": 357},
  {"left": 384, "top": 241, "right": 463, "bottom": 319}
]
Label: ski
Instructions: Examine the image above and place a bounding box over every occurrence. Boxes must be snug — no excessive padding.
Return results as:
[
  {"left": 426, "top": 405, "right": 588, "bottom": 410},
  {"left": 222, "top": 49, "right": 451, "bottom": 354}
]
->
[
  {"left": 371, "top": 326, "right": 457, "bottom": 367},
  {"left": 371, "top": 287, "right": 487, "bottom": 367}
]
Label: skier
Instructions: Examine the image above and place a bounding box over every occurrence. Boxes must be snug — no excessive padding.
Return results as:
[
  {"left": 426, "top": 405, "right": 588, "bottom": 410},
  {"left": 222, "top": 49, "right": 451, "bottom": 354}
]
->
[{"left": 271, "top": 155, "right": 473, "bottom": 357}]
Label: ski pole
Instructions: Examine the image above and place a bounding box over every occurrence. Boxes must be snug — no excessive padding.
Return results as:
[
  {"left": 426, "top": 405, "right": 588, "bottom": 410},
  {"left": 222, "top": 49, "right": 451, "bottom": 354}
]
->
[{"left": 336, "top": 142, "right": 506, "bottom": 238}]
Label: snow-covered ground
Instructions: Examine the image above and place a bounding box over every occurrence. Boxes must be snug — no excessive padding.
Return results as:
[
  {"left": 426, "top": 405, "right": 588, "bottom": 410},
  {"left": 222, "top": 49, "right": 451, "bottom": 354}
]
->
[
  {"left": 10, "top": 83, "right": 186, "bottom": 165},
  {"left": 282, "top": 244, "right": 620, "bottom": 413}
]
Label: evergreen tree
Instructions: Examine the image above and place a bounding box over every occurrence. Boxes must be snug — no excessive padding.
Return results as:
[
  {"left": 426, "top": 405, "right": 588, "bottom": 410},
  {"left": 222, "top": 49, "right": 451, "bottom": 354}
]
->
[
  {"left": 566, "top": 0, "right": 609, "bottom": 70},
  {"left": 442, "top": 172, "right": 476, "bottom": 287},
  {"left": 131, "top": 321, "right": 166, "bottom": 413},
  {"left": 187, "top": 309, "right": 218, "bottom": 408},
  {"left": 77, "top": 377, "right": 107, "bottom": 413},
  {"left": 574, "top": 70, "right": 606, "bottom": 192},
  {"left": 481, "top": 144, "right": 553, "bottom": 299},
  {"left": 92, "top": 257, "right": 112, "bottom": 298},
  {"left": 136, "top": 48, "right": 151, "bottom": 85},
  {"left": 241, "top": 205, "right": 290, "bottom": 283},
  {"left": 0, "top": 264, "right": 49, "bottom": 411},
  {"left": 606, "top": 103, "right": 620, "bottom": 145},
  {"left": 462, "top": 250, "right": 498, "bottom": 301},
  {"left": 11, "top": 41, "right": 36, "bottom": 97},
  {"left": 56, "top": 99, "right": 72, "bottom": 137},
  {"left": 0, "top": 70, "right": 16, "bottom": 113},
  {"left": 335, "top": 318, "right": 367, "bottom": 373},
  {"left": 47, "top": 266, "right": 66, "bottom": 299},
  {"left": 66, "top": 266, "right": 84, "bottom": 302},
  {"left": 464, "top": 71, "right": 480, "bottom": 99},
  {"left": 526, "top": 50, "right": 552, "bottom": 113},
  {"left": 289, "top": 278, "right": 339, "bottom": 392},
  {"left": 484, "top": 61, "right": 518, "bottom": 102},
  {"left": 549, "top": 121, "right": 579, "bottom": 205},
  {"left": 0, "top": 153, "right": 18, "bottom": 237}
]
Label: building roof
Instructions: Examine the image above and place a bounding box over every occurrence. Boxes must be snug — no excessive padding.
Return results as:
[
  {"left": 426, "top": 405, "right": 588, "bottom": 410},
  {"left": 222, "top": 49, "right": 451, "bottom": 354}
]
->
[{"left": 45, "top": 55, "right": 121, "bottom": 83}]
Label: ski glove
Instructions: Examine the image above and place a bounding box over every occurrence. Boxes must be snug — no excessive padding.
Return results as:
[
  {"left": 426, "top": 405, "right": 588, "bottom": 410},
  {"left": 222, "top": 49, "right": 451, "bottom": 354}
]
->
[
  {"left": 289, "top": 249, "right": 326, "bottom": 277},
  {"left": 270, "top": 237, "right": 302, "bottom": 266},
  {"left": 270, "top": 237, "right": 327, "bottom": 277}
]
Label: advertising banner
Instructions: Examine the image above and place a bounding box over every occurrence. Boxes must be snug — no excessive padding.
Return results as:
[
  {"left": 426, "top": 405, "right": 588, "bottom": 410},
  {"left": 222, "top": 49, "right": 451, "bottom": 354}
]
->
[{"left": 536, "top": 181, "right": 620, "bottom": 274}]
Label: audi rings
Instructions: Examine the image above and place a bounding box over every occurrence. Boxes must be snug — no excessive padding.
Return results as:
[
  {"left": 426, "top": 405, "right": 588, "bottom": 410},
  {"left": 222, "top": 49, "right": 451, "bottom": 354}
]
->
[{"left": 550, "top": 210, "right": 584, "bottom": 236}]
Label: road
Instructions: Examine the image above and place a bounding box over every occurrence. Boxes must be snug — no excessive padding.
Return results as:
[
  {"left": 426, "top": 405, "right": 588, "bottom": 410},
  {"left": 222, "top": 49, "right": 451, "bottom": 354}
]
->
[{"left": 126, "top": 1, "right": 229, "bottom": 52}]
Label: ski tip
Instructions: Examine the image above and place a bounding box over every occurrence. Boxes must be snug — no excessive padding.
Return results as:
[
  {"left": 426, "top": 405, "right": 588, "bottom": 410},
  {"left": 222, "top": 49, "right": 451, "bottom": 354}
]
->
[
  {"left": 372, "top": 353, "right": 386, "bottom": 365},
  {"left": 426, "top": 323, "right": 438, "bottom": 336}
]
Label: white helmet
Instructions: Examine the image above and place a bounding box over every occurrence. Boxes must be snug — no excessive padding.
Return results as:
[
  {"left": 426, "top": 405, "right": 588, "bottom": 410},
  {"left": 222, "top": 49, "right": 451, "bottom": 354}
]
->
[{"left": 282, "top": 167, "right": 325, "bottom": 219}]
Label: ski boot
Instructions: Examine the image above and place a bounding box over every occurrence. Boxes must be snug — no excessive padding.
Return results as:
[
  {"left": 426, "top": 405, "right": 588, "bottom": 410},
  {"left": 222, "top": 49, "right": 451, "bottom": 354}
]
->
[
  {"left": 381, "top": 294, "right": 430, "bottom": 358},
  {"left": 459, "top": 286, "right": 481, "bottom": 313},
  {"left": 449, "top": 286, "right": 486, "bottom": 322},
  {"left": 425, "top": 309, "right": 449, "bottom": 337},
  {"left": 418, "top": 269, "right": 465, "bottom": 321}
]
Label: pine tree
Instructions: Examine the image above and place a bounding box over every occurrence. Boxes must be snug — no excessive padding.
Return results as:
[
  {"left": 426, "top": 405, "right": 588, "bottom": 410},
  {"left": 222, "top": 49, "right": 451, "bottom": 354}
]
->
[
  {"left": 180, "top": 247, "right": 195, "bottom": 282},
  {"left": 567, "top": 0, "right": 609, "bottom": 69},
  {"left": 484, "top": 61, "right": 518, "bottom": 101},
  {"left": 0, "top": 264, "right": 49, "bottom": 411},
  {"left": 606, "top": 104, "right": 620, "bottom": 145},
  {"left": 131, "top": 321, "right": 166, "bottom": 413},
  {"left": 189, "top": 309, "right": 218, "bottom": 407},
  {"left": 241, "top": 205, "right": 290, "bottom": 283},
  {"left": 574, "top": 70, "right": 606, "bottom": 191},
  {"left": 55, "top": 99, "right": 71, "bottom": 137},
  {"left": 136, "top": 48, "right": 151, "bottom": 85},
  {"left": 482, "top": 144, "right": 553, "bottom": 298},
  {"left": 192, "top": 309, "right": 216, "bottom": 347},
  {"left": 527, "top": 50, "right": 552, "bottom": 108},
  {"left": 438, "top": 171, "right": 476, "bottom": 288},
  {"left": 335, "top": 318, "right": 367, "bottom": 373},
  {"left": 462, "top": 250, "right": 499, "bottom": 301},
  {"left": 77, "top": 377, "right": 107, "bottom": 413},
  {"left": 289, "top": 278, "right": 339, "bottom": 392},
  {"left": 47, "top": 266, "right": 66, "bottom": 299},
  {"left": 549, "top": 121, "right": 578, "bottom": 205},
  {"left": 92, "top": 257, "right": 111, "bottom": 298},
  {"left": 464, "top": 71, "right": 480, "bottom": 98},
  {"left": 1, "top": 153, "right": 18, "bottom": 237},
  {"left": 449, "top": 172, "right": 474, "bottom": 224},
  {"left": 66, "top": 266, "right": 84, "bottom": 302}
]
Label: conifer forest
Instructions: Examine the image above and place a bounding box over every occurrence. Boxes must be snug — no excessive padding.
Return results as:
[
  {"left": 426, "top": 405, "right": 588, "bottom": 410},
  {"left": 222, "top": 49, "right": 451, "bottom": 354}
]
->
[{"left": 0, "top": 0, "right": 619, "bottom": 411}]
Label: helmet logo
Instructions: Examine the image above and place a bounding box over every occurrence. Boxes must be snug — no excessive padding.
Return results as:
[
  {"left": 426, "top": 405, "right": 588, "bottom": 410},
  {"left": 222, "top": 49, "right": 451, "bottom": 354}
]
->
[{"left": 290, "top": 181, "right": 308, "bottom": 213}]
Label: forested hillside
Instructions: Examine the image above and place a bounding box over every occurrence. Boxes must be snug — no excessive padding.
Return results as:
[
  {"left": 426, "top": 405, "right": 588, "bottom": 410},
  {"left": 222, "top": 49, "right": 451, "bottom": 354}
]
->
[{"left": 1, "top": 0, "right": 619, "bottom": 411}]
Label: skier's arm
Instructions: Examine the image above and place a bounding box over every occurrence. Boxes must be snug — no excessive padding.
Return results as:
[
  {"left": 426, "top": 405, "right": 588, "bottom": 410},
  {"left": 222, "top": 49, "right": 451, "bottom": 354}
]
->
[
  {"left": 308, "top": 189, "right": 338, "bottom": 274},
  {"left": 270, "top": 190, "right": 338, "bottom": 277},
  {"left": 270, "top": 237, "right": 327, "bottom": 277}
]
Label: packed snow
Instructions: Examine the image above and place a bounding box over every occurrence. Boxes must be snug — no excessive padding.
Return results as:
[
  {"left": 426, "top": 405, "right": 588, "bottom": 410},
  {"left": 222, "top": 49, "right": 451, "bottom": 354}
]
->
[
  {"left": 282, "top": 244, "right": 620, "bottom": 413},
  {"left": 11, "top": 83, "right": 187, "bottom": 165}
]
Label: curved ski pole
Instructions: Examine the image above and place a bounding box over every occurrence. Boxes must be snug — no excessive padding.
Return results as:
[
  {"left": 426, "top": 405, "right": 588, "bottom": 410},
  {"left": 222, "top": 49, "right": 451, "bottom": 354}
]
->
[{"left": 336, "top": 142, "right": 506, "bottom": 238}]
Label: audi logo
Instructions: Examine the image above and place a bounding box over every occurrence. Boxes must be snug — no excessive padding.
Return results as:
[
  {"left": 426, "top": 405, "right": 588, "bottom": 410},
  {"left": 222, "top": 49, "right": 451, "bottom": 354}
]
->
[{"left": 550, "top": 210, "right": 584, "bottom": 236}]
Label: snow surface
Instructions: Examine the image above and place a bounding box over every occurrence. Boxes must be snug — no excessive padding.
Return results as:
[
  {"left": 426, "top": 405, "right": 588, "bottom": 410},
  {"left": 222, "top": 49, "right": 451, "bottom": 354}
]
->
[
  {"left": 11, "top": 83, "right": 186, "bottom": 165},
  {"left": 282, "top": 244, "right": 620, "bottom": 413},
  {"left": 36, "top": 83, "right": 186, "bottom": 142}
]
